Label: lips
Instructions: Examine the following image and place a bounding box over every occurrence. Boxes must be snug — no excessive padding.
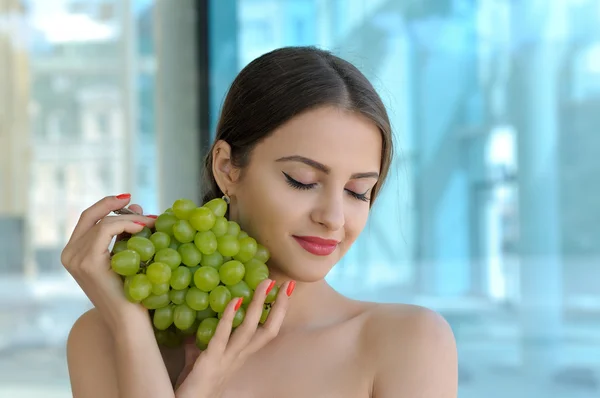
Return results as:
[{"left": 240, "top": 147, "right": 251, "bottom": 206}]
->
[{"left": 293, "top": 236, "right": 340, "bottom": 256}]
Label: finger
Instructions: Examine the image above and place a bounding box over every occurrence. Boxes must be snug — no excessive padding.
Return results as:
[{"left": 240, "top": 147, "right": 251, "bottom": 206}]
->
[
  {"left": 206, "top": 297, "right": 243, "bottom": 355},
  {"left": 227, "top": 279, "right": 274, "bottom": 350},
  {"left": 92, "top": 217, "right": 153, "bottom": 254},
  {"left": 127, "top": 204, "right": 144, "bottom": 215},
  {"left": 115, "top": 204, "right": 145, "bottom": 241},
  {"left": 70, "top": 194, "right": 133, "bottom": 243},
  {"left": 250, "top": 280, "right": 293, "bottom": 348}
]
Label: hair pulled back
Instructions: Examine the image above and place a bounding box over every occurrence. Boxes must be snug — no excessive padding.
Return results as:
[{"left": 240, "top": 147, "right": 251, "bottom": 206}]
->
[{"left": 202, "top": 46, "right": 393, "bottom": 205}]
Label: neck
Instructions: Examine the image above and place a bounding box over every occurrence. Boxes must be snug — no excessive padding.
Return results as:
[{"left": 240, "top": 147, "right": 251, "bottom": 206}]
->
[{"left": 266, "top": 267, "right": 346, "bottom": 334}]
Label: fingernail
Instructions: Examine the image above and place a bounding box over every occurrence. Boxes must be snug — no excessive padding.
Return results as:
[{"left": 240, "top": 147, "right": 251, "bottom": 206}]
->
[
  {"left": 116, "top": 193, "right": 131, "bottom": 200},
  {"left": 286, "top": 280, "right": 296, "bottom": 297},
  {"left": 234, "top": 297, "right": 243, "bottom": 311},
  {"left": 266, "top": 280, "right": 276, "bottom": 295},
  {"left": 147, "top": 215, "right": 158, "bottom": 219},
  {"left": 134, "top": 221, "right": 146, "bottom": 226}
]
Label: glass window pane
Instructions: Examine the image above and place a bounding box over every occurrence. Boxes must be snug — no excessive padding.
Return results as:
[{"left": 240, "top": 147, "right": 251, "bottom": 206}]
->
[
  {"left": 209, "top": 1, "right": 600, "bottom": 397},
  {"left": 0, "top": 0, "right": 201, "bottom": 396}
]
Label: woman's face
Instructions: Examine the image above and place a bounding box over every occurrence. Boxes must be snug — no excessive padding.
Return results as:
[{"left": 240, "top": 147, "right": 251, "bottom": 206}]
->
[{"left": 221, "top": 106, "right": 382, "bottom": 282}]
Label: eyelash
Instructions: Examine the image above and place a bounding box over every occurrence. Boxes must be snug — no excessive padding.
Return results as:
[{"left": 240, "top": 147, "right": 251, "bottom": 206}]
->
[{"left": 282, "top": 172, "right": 370, "bottom": 202}]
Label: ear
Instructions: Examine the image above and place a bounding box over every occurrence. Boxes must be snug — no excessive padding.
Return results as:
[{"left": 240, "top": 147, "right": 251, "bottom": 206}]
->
[{"left": 211, "top": 140, "right": 241, "bottom": 195}]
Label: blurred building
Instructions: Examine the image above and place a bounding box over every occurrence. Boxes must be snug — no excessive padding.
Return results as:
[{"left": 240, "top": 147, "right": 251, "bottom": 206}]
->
[{"left": 0, "top": 0, "right": 31, "bottom": 275}]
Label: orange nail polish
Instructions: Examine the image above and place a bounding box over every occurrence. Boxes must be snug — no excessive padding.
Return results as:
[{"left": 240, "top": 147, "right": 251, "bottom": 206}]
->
[
  {"left": 234, "top": 297, "right": 243, "bottom": 311},
  {"left": 116, "top": 193, "right": 131, "bottom": 200},
  {"left": 266, "top": 280, "right": 276, "bottom": 295},
  {"left": 286, "top": 281, "right": 296, "bottom": 297},
  {"left": 147, "top": 215, "right": 158, "bottom": 219},
  {"left": 134, "top": 221, "right": 146, "bottom": 226}
]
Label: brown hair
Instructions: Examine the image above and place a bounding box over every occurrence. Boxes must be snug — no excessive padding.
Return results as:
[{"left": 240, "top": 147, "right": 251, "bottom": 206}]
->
[{"left": 202, "top": 46, "right": 393, "bottom": 205}]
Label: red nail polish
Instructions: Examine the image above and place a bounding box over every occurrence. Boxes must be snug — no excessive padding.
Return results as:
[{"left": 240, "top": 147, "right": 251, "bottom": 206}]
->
[
  {"left": 147, "top": 215, "right": 158, "bottom": 219},
  {"left": 234, "top": 297, "right": 243, "bottom": 311},
  {"left": 134, "top": 221, "right": 146, "bottom": 226},
  {"left": 116, "top": 193, "right": 131, "bottom": 200},
  {"left": 266, "top": 280, "right": 276, "bottom": 295},
  {"left": 286, "top": 281, "right": 296, "bottom": 297}
]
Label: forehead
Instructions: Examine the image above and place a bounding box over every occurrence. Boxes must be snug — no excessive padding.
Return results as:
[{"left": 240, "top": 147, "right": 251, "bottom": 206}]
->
[{"left": 254, "top": 106, "right": 382, "bottom": 172}]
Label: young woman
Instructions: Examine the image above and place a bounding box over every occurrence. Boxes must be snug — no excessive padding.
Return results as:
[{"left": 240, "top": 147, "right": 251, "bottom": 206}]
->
[{"left": 62, "top": 46, "right": 457, "bottom": 398}]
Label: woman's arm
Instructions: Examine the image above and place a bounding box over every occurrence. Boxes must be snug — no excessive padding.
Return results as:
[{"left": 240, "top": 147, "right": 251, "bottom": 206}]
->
[
  {"left": 369, "top": 305, "right": 458, "bottom": 398},
  {"left": 67, "top": 308, "right": 175, "bottom": 398}
]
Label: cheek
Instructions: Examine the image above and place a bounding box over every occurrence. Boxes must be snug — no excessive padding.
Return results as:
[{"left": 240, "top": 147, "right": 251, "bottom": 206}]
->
[
  {"left": 235, "top": 179, "right": 301, "bottom": 245},
  {"left": 343, "top": 207, "right": 370, "bottom": 246}
]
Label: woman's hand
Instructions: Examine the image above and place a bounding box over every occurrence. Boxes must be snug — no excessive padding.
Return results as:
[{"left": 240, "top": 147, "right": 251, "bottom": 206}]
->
[
  {"left": 175, "top": 278, "right": 295, "bottom": 398},
  {"left": 61, "top": 194, "right": 157, "bottom": 334}
]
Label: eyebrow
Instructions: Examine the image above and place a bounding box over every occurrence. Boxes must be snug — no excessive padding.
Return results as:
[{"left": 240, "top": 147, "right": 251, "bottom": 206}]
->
[{"left": 275, "top": 155, "right": 379, "bottom": 180}]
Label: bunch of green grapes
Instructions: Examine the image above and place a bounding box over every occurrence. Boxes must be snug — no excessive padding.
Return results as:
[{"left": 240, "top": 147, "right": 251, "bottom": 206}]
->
[{"left": 109, "top": 197, "right": 276, "bottom": 349}]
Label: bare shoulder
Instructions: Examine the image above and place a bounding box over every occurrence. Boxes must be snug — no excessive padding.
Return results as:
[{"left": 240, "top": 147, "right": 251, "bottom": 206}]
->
[
  {"left": 67, "top": 308, "right": 120, "bottom": 397},
  {"left": 359, "top": 302, "right": 458, "bottom": 398}
]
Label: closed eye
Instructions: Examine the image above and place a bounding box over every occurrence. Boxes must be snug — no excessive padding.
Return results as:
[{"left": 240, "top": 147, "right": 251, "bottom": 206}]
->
[
  {"left": 283, "top": 172, "right": 370, "bottom": 202},
  {"left": 283, "top": 172, "right": 315, "bottom": 190}
]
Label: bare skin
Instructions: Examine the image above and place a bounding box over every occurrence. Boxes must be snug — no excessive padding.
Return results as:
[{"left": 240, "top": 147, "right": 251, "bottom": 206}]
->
[{"left": 66, "top": 106, "right": 457, "bottom": 397}]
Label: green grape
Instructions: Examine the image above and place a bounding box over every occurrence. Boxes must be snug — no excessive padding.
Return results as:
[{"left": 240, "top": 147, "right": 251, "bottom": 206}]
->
[
  {"left": 226, "top": 221, "right": 241, "bottom": 237},
  {"left": 223, "top": 256, "right": 233, "bottom": 262},
  {"left": 155, "top": 328, "right": 182, "bottom": 348},
  {"left": 204, "top": 198, "right": 228, "bottom": 217},
  {"left": 196, "top": 340, "right": 209, "bottom": 351},
  {"left": 173, "top": 220, "right": 196, "bottom": 243},
  {"left": 154, "top": 248, "right": 182, "bottom": 270},
  {"left": 127, "top": 236, "right": 156, "bottom": 262},
  {"left": 133, "top": 226, "right": 153, "bottom": 239},
  {"left": 265, "top": 284, "right": 279, "bottom": 304},
  {"left": 219, "top": 260, "right": 245, "bottom": 286},
  {"left": 153, "top": 305, "right": 174, "bottom": 330},
  {"left": 169, "top": 288, "right": 188, "bottom": 305},
  {"left": 216, "top": 235, "right": 240, "bottom": 257},
  {"left": 112, "top": 240, "right": 129, "bottom": 254},
  {"left": 196, "top": 317, "right": 219, "bottom": 345},
  {"left": 196, "top": 307, "right": 217, "bottom": 321},
  {"left": 128, "top": 274, "right": 152, "bottom": 302},
  {"left": 193, "top": 266, "right": 220, "bottom": 292},
  {"left": 177, "top": 320, "right": 201, "bottom": 336},
  {"left": 189, "top": 206, "right": 216, "bottom": 231},
  {"left": 152, "top": 282, "right": 170, "bottom": 295},
  {"left": 232, "top": 307, "right": 246, "bottom": 328},
  {"left": 201, "top": 251, "right": 224, "bottom": 269},
  {"left": 173, "top": 304, "right": 196, "bottom": 330},
  {"left": 142, "top": 293, "right": 171, "bottom": 309},
  {"left": 170, "top": 266, "right": 192, "bottom": 290},
  {"left": 227, "top": 280, "right": 253, "bottom": 305},
  {"left": 149, "top": 231, "right": 171, "bottom": 251},
  {"left": 146, "top": 262, "right": 172, "bottom": 285},
  {"left": 254, "top": 244, "right": 270, "bottom": 263},
  {"left": 217, "top": 305, "right": 245, "bottom": 328},
  {"left": 185, "top": 287, "right": 210, "bottom": 311},
  {"left": 233, "top": 236, "right": 257, "bottom": 263},
  {"left": 163, "top": 207, "right": 174, "bottom": 214},
  {"left": 111, "top": 250, "right": 140, "bottom": 276},
  {"left": 123, "top": 276, "right": 139, "bottom": 303},
  {"left": 178, "top": 242, "right": 202, "bottom": 267},
  {"left": 260, "top": 304, "right": 271, "bottom": 324},
  {"left": 169, "top": 238, "right": 181, "bottom": 250},
  {"left": 209, "top": 285, "right": 232, "bottom": 313},
  {"left": 238, "top": 231, "right": 249, "bottom": 239},
  {"left": 155, "top": 213, "right": 177, "bottom": 235},
  {"left": 173, "top": 198, "right": 197, "bottom": 220},
  {"left": 187, "top": 265, "right": 200, "bottom": 287},
  {"left": 243, "top": 260, "right": 269, "bottom": 290},
  {"left": 194, "top": 230, "right": 217, "bottom": 255},
  {"left": 211, "top": 216, "right": 228, "bottom": 237}
]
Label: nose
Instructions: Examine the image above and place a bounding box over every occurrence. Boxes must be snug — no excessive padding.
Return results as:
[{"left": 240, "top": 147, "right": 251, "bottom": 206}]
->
[{"left": 310, "top": 191, "right": 345, "bottom": 231}]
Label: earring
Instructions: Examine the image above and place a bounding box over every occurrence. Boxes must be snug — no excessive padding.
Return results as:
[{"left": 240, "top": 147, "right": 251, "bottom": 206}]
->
[{"left": 222, "top": 193, "right": 230, "bottom": 204}]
